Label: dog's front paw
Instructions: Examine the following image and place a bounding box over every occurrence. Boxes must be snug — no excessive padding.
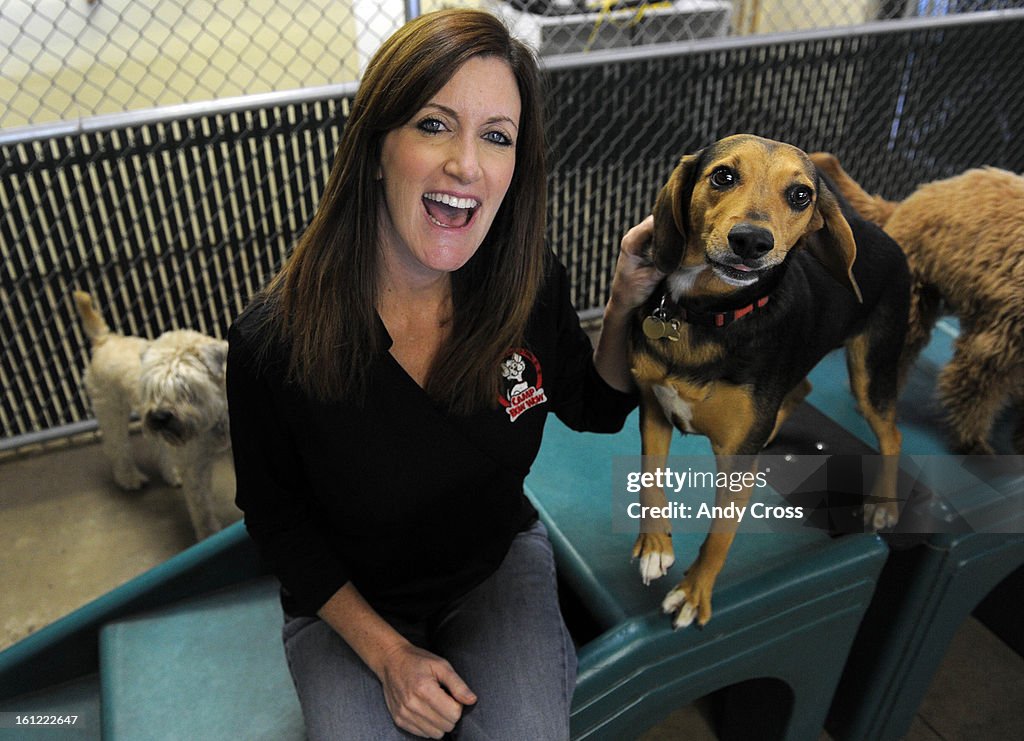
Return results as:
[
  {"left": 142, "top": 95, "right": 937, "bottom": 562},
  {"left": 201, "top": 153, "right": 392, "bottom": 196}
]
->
[
  {"left": 113, "top": 464, "right": 149, "bottom": 491},
  {"left": 631, "top": 532, "right": 674, "bottom": 585},
  {"left": 162, "top": 467, "right": 183, "bottom": 488},
  {"left": 193, "top": 518, "right": 223, "bottom": 541},
  {"left": 863, "top": 501, "right": 898, "bottom": 530},
  {"left": 662, "top": 567, "right": 715, "bottom": 629}
]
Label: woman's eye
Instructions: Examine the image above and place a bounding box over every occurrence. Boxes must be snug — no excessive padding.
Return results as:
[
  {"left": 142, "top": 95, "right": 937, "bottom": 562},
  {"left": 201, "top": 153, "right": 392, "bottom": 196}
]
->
[
  {"left": 709, "top": 167, "right": 736, "bottom": 189},
  {"left": 788, "top": 186, "right": 813, "bottom": 209},
  {"left": 416, "top": 118, "right": 446, "bottom": 134},
  {"left": 484, "top": 130, "right": 513, "bottom": 147}
]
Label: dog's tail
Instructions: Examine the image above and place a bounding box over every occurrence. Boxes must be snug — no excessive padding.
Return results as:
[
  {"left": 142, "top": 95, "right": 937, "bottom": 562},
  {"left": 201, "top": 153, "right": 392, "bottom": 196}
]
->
[
  {"left": 809, "top": 152, "right": 898, "bottom": 227},
  {"left": 72, "top": 291, "right": 112, "bottom": 345}
]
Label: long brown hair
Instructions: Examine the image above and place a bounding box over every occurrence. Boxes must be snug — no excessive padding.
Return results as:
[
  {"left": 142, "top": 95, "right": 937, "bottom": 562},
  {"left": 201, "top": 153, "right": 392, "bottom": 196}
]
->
[{"left": 259, "top": 9, "right": 547, "bottom": 415}]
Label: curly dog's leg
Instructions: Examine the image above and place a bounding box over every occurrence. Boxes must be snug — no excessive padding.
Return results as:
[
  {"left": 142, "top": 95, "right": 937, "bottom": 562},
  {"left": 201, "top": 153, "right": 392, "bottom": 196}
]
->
[{"left": 939, "top": 330, "right": 1019, "bottom": 455}]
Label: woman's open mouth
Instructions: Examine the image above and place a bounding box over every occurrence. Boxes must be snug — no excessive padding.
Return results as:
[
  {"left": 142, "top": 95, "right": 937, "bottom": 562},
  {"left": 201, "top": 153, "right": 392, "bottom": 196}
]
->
[{"left": 423, "top": 192, "right": 479, "bottom": 228}]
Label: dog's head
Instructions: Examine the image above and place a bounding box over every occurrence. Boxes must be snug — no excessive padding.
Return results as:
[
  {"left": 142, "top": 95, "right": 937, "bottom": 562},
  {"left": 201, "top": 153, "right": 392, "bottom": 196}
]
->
[
  {"left": 139, "top": 330, "right": 229, "bottom": 447},
  {"left": 651, "top": 134, "right": 862, "bottom": 302}
]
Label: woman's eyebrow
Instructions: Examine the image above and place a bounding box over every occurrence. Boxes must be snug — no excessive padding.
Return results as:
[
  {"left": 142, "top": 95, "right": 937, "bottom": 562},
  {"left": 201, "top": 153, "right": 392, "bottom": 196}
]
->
[{"left": 422, "top": 102, "right": 519, "bottom": 131}]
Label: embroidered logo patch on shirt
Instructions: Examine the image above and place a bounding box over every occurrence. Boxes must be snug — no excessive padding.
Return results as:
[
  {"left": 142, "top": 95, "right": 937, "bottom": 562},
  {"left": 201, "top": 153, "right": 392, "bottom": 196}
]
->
[{"left": 499, "top": 348, "right": 547, "bottom": 422}]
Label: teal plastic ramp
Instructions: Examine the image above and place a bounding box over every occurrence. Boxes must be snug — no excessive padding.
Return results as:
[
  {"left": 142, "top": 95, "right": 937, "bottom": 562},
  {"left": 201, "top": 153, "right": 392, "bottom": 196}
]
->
[
  {"left": 526, "top": 413, "right": 888, "bottom": 740},
  {"left": 99, "top": 577, "right": 302, "bottom": 741}
]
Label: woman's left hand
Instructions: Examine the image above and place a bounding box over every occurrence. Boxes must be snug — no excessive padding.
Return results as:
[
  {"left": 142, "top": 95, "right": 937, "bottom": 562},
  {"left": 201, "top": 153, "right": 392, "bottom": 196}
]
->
[{"left": 607, "top": 215, "right": 662, "bottom": 317}]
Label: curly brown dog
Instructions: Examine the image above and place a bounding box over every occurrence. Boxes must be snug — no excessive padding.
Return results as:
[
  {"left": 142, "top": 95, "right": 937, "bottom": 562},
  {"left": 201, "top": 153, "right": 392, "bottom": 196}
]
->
[{"left": 810, "top": 154, "right": 1024, "bottom": 455}]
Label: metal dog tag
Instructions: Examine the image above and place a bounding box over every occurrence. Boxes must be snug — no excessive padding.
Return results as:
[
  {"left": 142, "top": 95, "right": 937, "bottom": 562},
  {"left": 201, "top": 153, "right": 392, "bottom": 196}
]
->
[
  {"left": 643, "top": 315, "right": 666, "bottom": 339},
  {"left": 665, "top": 319, "right": 681, "bottom": 342}
]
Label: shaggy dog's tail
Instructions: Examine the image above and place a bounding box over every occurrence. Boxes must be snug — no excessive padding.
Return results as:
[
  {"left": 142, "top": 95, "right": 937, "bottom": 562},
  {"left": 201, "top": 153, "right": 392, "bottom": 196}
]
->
[
  {"left": 72, "top": 291, "right": 112, "bottom": 345},
  {"left": 809, "top": 152, "right": 898, "bottom": 226}
]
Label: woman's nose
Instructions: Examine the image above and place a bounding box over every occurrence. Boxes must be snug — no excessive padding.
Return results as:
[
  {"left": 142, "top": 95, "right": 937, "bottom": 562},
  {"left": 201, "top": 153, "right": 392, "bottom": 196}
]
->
[{"left": 443, "top": 137, "right": 482, "bottom": 183}]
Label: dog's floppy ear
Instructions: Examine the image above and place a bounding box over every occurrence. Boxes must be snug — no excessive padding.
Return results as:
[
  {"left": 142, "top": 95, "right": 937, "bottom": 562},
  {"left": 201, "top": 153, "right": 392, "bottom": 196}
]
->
[
  {"left": 805, "top": 180, "right": 863, "bottom": 303},
  {"left": 651, "top": 153, "right": 701, "bottom": 274},
  {"left": 199, "top": 339, "right": 230, "bottom": 381}
]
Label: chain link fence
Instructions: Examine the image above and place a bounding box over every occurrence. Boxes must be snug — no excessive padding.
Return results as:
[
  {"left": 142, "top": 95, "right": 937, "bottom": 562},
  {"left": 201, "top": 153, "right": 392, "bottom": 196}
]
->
[
  {"left": 2, "top": 2, "right": 1023, "bottom": 447},
  {"left": 3, "top": 0, "right": 1020, "bottom": 131}
]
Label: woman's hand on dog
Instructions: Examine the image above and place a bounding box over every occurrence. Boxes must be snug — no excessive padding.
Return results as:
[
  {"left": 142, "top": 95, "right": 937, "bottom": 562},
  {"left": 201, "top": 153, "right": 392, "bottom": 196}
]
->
[
  {"left": 378, "top": 641, "right": 477, "bottom": 738},
  {"left": 608, "top": 215, "right": 663, "bottom": 316},
  {"left": 593, "top": 215, "right": 662, "bottom": 393}
]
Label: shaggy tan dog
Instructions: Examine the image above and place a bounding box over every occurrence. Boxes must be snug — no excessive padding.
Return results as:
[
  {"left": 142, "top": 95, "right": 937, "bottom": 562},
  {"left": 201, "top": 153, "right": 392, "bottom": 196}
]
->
[
  {"left": 73, "top": 291, "right": 232, "bottom": 539},
  {"left": 811, "top": 154, "right": 1024, "bottom": 455}
]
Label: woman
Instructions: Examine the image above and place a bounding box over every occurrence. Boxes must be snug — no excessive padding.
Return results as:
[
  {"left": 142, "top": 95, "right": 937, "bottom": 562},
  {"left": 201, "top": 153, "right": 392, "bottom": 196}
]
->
[{"left": 227, "top": 9, "right": 660, "bottom": 739}]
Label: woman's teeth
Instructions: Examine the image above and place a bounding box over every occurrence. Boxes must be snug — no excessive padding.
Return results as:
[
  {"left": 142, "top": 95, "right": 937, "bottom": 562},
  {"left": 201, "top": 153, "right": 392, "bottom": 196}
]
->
[
  {"left": 424, "top": 192, "right": 479, "bottom": 210},
  {"left": 423, "top": 192, "right": 478, "bottom": 227}
]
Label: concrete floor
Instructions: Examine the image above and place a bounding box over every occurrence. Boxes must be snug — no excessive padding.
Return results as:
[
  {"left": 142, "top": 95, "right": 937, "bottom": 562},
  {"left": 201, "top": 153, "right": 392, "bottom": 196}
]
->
[
  {"left": 2, "top": 433, "right": 1022, "bottom": 740},
  {"left": 0, "top": 432, "right": 240, "bottom": 651}
]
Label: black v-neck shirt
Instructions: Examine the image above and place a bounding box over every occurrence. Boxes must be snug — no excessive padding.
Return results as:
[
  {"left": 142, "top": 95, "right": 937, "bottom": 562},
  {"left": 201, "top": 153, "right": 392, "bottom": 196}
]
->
[{"left": 226, "top": 257, "right": 637, "bottom": 621}]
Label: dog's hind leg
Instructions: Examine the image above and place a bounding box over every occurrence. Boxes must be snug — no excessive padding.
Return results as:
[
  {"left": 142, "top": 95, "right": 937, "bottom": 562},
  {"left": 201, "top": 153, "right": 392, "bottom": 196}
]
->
[
  {"left": 764, "top": 377, "right": 812, "bottom": 447},
  {"left": 938, "top": 330, "right": 1019, "bottom": 455},
  {"left": 845, "top": 333, "right": 902, "bottom": 529}
]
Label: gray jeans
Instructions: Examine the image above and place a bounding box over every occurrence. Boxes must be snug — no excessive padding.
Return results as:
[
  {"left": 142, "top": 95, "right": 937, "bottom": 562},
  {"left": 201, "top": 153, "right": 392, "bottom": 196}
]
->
[{"left": 282, "top": 521, "right": 577, "bottom": 740}]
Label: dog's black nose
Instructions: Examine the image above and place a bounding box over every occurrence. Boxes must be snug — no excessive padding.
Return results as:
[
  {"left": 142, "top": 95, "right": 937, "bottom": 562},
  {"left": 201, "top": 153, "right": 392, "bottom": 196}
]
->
[
  {"left": 728, "top": 225, "right": 774, "bottom": 260},
  {"left": 146, "top": 409, "right": 173, "bottom": 428}
]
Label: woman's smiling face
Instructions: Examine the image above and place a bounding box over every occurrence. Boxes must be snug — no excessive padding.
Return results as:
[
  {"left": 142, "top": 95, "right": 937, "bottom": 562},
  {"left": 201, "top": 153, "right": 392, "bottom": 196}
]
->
[{"left": 377, "top": 55, "right": 521, "bottom": 282}]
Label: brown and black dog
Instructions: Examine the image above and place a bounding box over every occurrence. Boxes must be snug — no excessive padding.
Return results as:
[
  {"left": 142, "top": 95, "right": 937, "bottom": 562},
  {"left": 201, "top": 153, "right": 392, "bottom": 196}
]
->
[{"left": 630, "top": 134, "right": 910, "bottom": 628}]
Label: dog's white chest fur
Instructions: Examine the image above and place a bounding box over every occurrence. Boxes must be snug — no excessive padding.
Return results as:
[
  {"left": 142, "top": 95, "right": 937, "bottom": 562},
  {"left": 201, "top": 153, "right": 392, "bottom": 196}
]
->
[{"left": 653, "top": 384, "right": 698, "bottom": 433}]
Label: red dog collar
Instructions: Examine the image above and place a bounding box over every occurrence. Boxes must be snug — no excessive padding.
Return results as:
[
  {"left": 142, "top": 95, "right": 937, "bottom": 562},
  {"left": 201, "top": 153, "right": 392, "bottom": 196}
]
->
[{"left": 679, "top": 295, "right": 771, "bottom": 328}]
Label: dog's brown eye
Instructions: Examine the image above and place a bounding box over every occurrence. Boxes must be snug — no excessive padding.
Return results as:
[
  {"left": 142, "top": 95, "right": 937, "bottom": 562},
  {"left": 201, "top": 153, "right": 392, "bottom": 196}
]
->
[
  {"left": 709, "top": 167, "right": 736, "bottom": 189},
  {"left": 788, "top": 186, "right": 813, "bottom": 209}
]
